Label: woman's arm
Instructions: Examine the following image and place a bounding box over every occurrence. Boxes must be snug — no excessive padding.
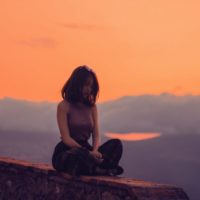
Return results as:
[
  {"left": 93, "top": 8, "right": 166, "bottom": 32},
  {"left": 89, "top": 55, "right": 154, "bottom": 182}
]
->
[
  {"left": 91, "top": 104, "right": 101, "bottom": 151},
  {"left": 57, "top": 101, "right": 83, "bottom": 148}
]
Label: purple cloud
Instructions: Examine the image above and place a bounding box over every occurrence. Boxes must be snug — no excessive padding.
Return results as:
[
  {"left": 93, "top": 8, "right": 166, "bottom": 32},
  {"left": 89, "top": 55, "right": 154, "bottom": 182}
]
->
[
  {"left": 61, "top": 22, "right": 105, "bottom": 31},
  {"left": 17, "top": 37, "right": 58, "bottom": 48}
]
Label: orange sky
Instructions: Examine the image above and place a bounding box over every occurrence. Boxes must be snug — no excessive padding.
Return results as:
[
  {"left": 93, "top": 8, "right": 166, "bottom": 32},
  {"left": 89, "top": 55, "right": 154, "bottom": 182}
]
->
[{"left": 1, "top": 0, "right": 200, "bottom": 103}]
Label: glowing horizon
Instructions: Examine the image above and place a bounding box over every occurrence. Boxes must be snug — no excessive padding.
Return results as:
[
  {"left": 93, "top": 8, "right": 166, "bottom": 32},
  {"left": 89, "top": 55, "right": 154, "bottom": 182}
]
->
[{"left": 105, "top": 132, "right": 161, "bottom": 141}]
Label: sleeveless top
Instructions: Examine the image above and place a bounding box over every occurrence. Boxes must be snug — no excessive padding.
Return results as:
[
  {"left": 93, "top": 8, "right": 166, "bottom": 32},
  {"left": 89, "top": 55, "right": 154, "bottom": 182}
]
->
[{"left": 60, "top": 102, "right": 94, "bottom": 143}]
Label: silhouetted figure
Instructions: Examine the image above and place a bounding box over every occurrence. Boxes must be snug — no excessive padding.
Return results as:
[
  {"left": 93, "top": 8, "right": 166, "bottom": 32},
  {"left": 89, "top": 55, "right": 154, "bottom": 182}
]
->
[{"left": 52, "top": 65, "right": 124, "bottom": 176}]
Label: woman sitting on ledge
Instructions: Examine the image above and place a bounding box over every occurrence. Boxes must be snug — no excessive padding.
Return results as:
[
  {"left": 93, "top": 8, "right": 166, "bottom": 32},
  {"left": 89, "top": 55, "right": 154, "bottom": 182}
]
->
[{"left": 52, "top": 65, "right": 124, "bottom": 176}]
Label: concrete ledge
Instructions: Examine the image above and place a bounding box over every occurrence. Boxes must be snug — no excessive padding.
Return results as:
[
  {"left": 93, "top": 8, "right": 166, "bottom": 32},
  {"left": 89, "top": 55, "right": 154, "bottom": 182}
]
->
[{"left": 0, "top": 156, "right": 190, "bottom": 200}]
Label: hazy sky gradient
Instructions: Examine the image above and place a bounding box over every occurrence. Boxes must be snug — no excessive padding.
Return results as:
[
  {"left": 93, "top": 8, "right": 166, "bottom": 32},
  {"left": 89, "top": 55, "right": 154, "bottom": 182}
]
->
[{"left": 1, "top": 0, "right": 200, "bottom": 102}]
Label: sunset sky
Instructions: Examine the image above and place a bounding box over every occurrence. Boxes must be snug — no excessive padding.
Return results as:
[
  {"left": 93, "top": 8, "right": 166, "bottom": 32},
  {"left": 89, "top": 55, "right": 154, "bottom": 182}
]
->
[{"left": 1, "top": 0, "right": 200, "bottom": 103}]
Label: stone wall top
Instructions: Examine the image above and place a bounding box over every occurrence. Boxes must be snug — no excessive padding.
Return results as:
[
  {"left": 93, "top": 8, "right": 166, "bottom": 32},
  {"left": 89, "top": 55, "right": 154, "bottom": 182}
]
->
[{"left": 0, "top": 156, "right": 190, "bottom": 200}]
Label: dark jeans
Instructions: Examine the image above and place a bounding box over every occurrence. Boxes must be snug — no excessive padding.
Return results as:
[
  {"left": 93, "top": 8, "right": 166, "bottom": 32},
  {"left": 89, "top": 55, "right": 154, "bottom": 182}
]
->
[{"left": 51, "top": 138, "right": 123, "bottom": 176}]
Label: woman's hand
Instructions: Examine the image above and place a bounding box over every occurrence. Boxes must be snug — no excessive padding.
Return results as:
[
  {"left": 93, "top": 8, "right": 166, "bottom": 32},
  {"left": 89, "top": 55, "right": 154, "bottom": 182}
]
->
[
  {"left": 89, "top": 150, "right": 104, "bottom": 164},
  {"left": 89, "top": 150, "right": 103, "bottom": 159}
]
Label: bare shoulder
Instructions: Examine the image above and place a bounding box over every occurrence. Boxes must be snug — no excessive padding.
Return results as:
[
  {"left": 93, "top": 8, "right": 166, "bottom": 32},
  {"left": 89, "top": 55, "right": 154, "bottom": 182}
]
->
[{"left": 57, "top": 100, "right": 70, "bottom": 113}]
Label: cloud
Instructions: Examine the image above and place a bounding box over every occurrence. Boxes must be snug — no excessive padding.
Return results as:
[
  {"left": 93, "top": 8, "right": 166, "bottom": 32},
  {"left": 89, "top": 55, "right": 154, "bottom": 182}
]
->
[
  {"left": 0, "top": 97, "right": 57, "bottom": 133},
  {"left": 17, "top": 37, "right": 58, "bottom": 48},
  {"left": 99, "top": 93, "right": 200, "bottom": 135},
  {"left": 163, "top": 85, "right": 186, "bottom": 95},
  {"left": 61, "top": 22, "right": 105, "bottom": 31},
  {"left": 0, "top": 93, "right": 200, "bottom": 135}
]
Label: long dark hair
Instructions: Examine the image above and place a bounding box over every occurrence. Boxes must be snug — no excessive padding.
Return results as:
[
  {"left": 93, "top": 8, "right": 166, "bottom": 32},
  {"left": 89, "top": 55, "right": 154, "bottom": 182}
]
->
[{"left": 61, "top": 65, "right": 100, "bottom": 107}]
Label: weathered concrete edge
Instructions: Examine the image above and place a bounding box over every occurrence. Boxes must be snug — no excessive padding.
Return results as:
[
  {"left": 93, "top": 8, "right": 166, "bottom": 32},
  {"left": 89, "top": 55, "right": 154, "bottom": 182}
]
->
[{"left": 0, "top": 156, "right": 190, "bottom": 200}]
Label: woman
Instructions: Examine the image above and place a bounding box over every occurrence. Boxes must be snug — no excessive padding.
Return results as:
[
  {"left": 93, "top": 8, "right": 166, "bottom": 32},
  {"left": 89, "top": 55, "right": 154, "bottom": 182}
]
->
[{"left": 51, "top": 65, "right": 124, "bottom": 176}]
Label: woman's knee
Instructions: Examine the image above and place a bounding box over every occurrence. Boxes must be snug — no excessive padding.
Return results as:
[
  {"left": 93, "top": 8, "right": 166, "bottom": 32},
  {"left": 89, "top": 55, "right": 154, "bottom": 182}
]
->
[
  {"left": 52, "top": 153, "right": 64, "bottom": 171},
  {"left": 109, "top": 138, "right": 123, "bottom": 149}
]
